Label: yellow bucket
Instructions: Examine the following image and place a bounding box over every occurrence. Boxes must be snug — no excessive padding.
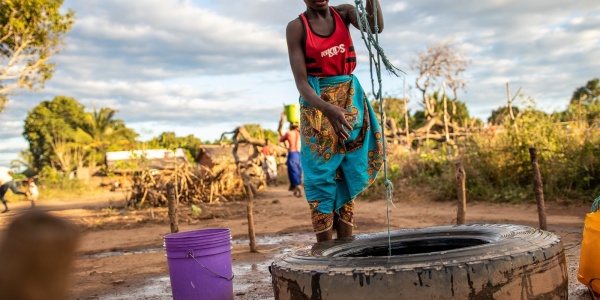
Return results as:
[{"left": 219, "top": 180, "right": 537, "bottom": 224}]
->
[
  {"left": 578, "top": 211, "right": 600, "bottom": 293},
  {"left": 284, "top": 104, "right": 300, "bottom": 123}
]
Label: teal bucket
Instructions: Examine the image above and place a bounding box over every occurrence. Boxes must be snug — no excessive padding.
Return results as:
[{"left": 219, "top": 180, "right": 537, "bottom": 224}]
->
[
  {"left": 285, "top": 104, "right": 300, "bottom": 123},
  {"left": 164, "top": 228, "right": 234, "bottom": 300}
]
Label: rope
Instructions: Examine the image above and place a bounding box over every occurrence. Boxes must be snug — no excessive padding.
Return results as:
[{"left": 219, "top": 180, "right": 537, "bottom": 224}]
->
[{"left": 353, "top": 0, "right": 404, "bottom": 257}]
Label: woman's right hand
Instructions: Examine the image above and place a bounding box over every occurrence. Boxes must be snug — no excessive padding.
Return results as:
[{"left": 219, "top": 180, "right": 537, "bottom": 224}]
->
[{"left": 321, "top": 103, "right": 357, "bottom": 140}]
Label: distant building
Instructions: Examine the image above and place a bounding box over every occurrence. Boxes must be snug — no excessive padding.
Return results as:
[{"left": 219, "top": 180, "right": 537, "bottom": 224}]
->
[
  {"left": 195, "top": 144, "right": 254, "bottom": 169},
  {"left": 105, "top": 149, "right": 188, "bottom": 173}
]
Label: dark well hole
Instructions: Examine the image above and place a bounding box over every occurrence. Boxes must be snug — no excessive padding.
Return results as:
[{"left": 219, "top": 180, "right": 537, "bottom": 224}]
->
[{"left": 339, "top": 238, "right": 489, "bottom": 257}]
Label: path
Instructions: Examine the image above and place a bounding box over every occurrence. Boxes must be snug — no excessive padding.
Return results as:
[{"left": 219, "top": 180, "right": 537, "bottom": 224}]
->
[{"left": 0, "top": 185, "right": 593, "bottom": 299}]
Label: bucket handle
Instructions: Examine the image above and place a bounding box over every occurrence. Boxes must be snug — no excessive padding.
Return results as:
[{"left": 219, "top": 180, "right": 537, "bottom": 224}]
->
[
  {"left": 588, "top": 278, "right": 600, "bottom": 300},
  {"left": 187, "top": 250, "right": 234, "bottom": 281}
]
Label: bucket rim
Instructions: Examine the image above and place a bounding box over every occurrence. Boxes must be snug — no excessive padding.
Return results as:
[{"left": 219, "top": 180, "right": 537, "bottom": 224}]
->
[
  {"left": 165, "top": 240, "right": 232, "bottom": 250},
  {"left": 163, "top": 237, "right": 232, "bottom": 246},
  {"left": 165, "top": 245, "right": 232, "bottom": 258},
  {"left": 164, "top": 228, "right": 230, "bottom": 239}
]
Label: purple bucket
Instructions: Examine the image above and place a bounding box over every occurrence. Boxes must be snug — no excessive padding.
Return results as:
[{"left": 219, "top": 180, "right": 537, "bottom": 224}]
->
[
  {"left": 165, "top": 228, "right": 230, "bottom": 240},
  {"left": 164, "top": 229, "right": 234, "bottom": 300}
]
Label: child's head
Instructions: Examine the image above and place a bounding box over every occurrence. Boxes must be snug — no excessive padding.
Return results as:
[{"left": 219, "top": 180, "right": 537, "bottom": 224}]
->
[{"left": 27, "top": 177, "right": 34, "bottom": 183}]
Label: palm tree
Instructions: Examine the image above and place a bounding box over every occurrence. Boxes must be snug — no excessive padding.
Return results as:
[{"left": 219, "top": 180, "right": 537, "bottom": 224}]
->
[{"left": 78, "top": 105, "right": 118, "bottom": 172}]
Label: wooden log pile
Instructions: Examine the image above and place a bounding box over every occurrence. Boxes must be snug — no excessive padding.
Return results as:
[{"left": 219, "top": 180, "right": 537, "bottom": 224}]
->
[
  {"left": 128, "top": 124, "right": 284, "bottom": 208},
  {"left": 129, "top": 160, "right": 264, "bottom": 207}
]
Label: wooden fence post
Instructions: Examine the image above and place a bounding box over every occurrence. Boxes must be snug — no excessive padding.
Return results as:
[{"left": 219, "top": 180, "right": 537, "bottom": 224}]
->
[
  {"left": 529, "top": 147, "right": 548, "bottom": 230},
  {"left": 244, "top": 183, "right": 258, "bottom": 253},
  {"left": 167, "top": 181, "right": 179, "bottom": 233},
  {"left": 455, "top": 161, "right": 467, "bottom": 225}
]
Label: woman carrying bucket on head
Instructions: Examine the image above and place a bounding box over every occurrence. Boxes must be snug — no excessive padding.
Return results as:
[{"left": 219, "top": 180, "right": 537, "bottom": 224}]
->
[
  {"left": 285, "top": 0, "right": 385, "bottom": 242},
  {"left": 280, "top": 106, "right": 304, "bottom": 197}
]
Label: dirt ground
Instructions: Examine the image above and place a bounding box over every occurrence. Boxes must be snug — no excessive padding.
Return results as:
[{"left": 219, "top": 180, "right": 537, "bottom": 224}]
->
[{"left": 0, "top": 185, "right": 594, "bottom": 299}]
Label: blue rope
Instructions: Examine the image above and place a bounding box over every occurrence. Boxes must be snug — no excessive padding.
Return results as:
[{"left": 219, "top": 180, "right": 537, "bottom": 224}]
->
[{"left": 353, "top": 0, "right": 404, "bottom": 257}]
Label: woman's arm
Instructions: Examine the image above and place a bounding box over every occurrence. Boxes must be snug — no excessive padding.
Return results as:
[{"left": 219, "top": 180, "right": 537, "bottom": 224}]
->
[
  {"left": 338, "top": 0, "right": 384, "bottom": 33},
  {"left": 285, "top": 19, "right": 355, "bottom": 140}
]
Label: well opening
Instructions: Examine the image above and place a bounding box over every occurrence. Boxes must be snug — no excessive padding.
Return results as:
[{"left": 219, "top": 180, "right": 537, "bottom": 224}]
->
[{"left": 338, "top": 237, "right": 489, "bottom": 257}]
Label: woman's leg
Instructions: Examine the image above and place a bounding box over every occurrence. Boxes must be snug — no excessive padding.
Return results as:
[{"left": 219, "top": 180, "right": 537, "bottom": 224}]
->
[
  {"left": 316, "top": 229, "right": 333, "bottom": 242},
  {"left": 334, "top": 214, "right": 353, "bottom": 239},
  {"left": 335, "top": 200, "right": 355, "bottom": 239},
  {"left": 309, "top": 201, "right": 335, "bottom": 242}
]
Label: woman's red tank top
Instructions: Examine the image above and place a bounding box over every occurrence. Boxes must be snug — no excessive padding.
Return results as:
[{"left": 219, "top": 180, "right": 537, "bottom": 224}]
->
[{"left": 299, "top": 7, "right": 357, "bottom": 76}]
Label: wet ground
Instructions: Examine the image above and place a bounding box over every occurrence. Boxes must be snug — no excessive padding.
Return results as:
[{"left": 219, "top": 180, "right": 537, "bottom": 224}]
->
[
  {"left": 77, "top": 231, "right": 594, "bottom": 300},
  {"left": 85, "top": 232, "right": 316, "bottom": 300}
]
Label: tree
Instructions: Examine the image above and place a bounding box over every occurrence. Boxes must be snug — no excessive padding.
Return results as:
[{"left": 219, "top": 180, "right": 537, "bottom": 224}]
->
[
  {"left": 412, "top": 41, "right": 470, "bottom": 119},
  {"left": 412, "top": 91, "right": 471, "bottom": 128},
  {"left": 488, "top": 106, "right": 521, "bottom": 125},
  {"left": 79, "top": 105, "right": 138, "bottom": 169},
  {"left": 371, "top": 97, "right": 408, "bottom": 129},
  {"left": 0, "top": 0, "right": 74, "bottom": 111},
  {"left": 564, "top": 78, "right": 600, "bottom": 123},
  {"left": 570, "top": 78, "right": 600, "bottom": 105},
  {"left": 244, "top": 124, "right": 279, "bottom": 144},
  {"left": 147, "top": 132, "right": 203, "bottom": 163},
  {"left": 23, "top": 96, "right": 86, "bottom": 171}
]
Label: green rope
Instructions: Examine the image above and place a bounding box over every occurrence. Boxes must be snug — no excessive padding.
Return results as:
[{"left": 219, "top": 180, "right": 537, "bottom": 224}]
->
[
  {"left": 592, "top": 195, "right": 600, "bottom": 213},
  {"left": 353, "top": 0, "right": 404, "bottom": 257}
]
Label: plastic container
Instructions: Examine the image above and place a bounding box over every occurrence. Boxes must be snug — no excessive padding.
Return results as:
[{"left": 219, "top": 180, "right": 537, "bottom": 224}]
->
[
  {"left": 285, "top": 104, "right": 300, "bottom": 123},
  {"left": 578, "top": 211, "right": 600, "bottom": 293},
  {"left": 164, "top": 229, "right": 234, "bottom": 300}
]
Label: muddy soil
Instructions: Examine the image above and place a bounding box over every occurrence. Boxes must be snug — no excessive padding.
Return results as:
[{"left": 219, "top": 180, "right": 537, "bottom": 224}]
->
[{"left": 0, "top": 185, "right": 593, "bottom": 299}]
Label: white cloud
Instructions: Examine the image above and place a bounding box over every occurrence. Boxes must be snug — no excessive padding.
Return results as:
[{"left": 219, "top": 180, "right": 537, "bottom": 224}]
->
[
  {"left": 389, "top": 2, "right": 407, "bottom": 13},
  {"left": 1, "top": 0, "right": 598, "bottom": 166}
]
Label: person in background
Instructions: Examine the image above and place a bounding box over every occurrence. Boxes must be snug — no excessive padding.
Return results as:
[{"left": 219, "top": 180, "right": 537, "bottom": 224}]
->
[
  {"left": 286, "top": 0, "right": 385, "bottom": 241},
  {"left": 280, "top": 122, "right": 303, "bottom": 197},
  {"left": 0, "top": 166, "right": 26, "bottom": 213},
  {"left": 262, "top": 139, "right": 279, "bottom": 186},
  {"left": 25, "top": 177, "right": 39, "bottom": 208}
]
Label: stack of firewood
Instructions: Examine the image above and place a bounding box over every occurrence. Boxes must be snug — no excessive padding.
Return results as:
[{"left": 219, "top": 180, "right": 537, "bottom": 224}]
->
[{"left": 129, "top": 160, "right": 265, "bottom": 207}]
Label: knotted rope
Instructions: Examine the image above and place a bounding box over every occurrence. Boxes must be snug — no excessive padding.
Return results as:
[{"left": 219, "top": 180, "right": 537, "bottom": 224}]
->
[{"left": 353, "top": 0, "right": 405, "bottom": 256}]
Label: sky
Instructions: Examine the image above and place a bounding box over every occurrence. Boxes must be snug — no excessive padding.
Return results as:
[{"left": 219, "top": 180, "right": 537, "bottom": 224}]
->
[{"left": 1, "top": 0, "right": 599, "bottom": 166}]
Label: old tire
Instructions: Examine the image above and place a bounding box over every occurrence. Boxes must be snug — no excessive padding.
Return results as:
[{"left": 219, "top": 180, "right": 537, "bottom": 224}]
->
[{"left": 270, "top": 224, "right": 567, "bottom": 300}]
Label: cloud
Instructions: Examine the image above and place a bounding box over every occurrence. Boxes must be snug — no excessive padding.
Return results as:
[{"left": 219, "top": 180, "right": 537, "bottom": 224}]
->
[
  {"left": 1, "top": 0, "right": 598, "bottom": 166},
  {"left": 59, "top": 0, "right": 288, "bottom": 81}
]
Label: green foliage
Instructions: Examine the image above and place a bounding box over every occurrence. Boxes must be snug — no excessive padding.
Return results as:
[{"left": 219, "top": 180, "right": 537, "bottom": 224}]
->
[
  {"left": 190, "top": 204, "right": 203, "bottom": 217},
  {"left": 411, "top": 91, "right": 472, "bottom": 128},
  {"left": 22, "top": 96, "right": 87, "bottom": 171},
  {"left": 571, "top": 78, "right": 600, "bottom": 105},
  {"left": 366, "top": 88, "right": 600, "bottom": 203},
  {"left": 244, "top": 124, "right": 279, "bottom": 144},
  {"left": 33, "top": 165, "right": 99, "bottom": 199},
  {"left": 487, "top": 106, "right": 520, "bottom": 125},
  {"left": 0, "top": 0, "right": 74, "bottom": 111},
  {"left": 563, "top": 79, "right": 600, "bottom": 124},
  {"left": 22, "top": 96, "right": 138, "bottom": 172},
  {"left": 113, "top": 160, "right": 139, "bottom": 171},
  {"left": 371, "top": 97, "right": 408, "bottom": 128},
  {"left": 146, "top": 131, "right": 203, "bottom": 163},
  {"left": 80, "top": 105, "right": 139, "bottom": 167}
]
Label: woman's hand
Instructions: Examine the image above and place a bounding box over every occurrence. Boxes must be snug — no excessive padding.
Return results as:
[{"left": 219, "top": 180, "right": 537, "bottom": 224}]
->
[{"left": 322, "top": 103, "right": 357, "bottom": 140}]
